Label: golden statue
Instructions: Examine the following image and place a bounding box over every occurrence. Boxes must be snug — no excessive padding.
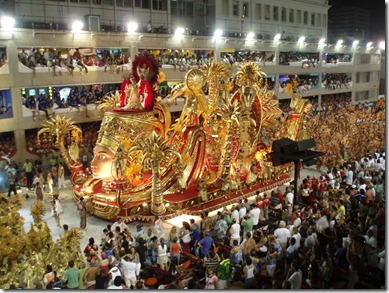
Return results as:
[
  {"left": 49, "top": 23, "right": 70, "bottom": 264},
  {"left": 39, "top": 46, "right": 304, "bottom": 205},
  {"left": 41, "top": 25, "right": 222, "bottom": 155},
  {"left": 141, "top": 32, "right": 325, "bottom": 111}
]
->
[{"left": 285, "top": 77, "right": 312, "bottom": 141}]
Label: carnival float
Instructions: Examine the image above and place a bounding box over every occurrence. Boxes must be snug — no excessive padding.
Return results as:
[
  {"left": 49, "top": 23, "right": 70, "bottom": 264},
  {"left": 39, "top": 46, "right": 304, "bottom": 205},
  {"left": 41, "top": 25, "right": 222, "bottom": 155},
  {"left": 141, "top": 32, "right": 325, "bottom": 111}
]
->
[{"left": 36, "top": 55, "right": 322, "bottom": 222}]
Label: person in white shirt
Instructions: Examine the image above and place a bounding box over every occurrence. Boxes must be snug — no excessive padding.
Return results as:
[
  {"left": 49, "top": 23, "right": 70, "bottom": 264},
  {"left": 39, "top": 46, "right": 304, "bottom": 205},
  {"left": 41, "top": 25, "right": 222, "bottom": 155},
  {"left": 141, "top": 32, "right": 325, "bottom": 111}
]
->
[
  {"left": 345, "top": 167, "right": 354, "bottom": 186},
  {"left": 230, "top": 218, "right": 241, "bottom": 246},
  {"left": 107, "top": 276, "right": 124, "bottom": 289},
  {"left": 231, "top": 206, "right": 240, "bottom": 224},
  {"left": 287, "top": 260, "right": 302, "bottom": 289},
  {"left": 274, "top": 220, "right": 291, "bottom": 248},
  {"left": 239, "top": 203, "right": 247, "bottom": 220},
  {"left": 249, "top": 204, "right": 260, "bottom": 229},
  {"left": 291, "top": 226, "right": 301, "bottom": 251},
  {"left": 121, "top": 255, "right": 138, "bottom": 288},
  {"left": 108, "top": 266, "right": 122, "bottom": 287},
  {"left": 327, "top": 171, "right": 335, "bottom": 188},
  {"left": 285, "top": 189, "right": 294, "bottom": 212},
  {"left": 111, "top": 218, "right": 128, "bottom": 233}
]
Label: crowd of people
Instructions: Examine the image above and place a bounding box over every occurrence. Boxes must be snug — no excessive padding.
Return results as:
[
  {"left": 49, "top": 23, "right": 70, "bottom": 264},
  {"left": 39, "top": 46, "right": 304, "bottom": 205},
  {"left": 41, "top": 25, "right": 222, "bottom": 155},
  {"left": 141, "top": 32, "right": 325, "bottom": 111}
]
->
[
  {"left": 23, "top": 83, "right": 120, "bottom": 120},
  {"left": 36, "top": 147, "right": 385, "bottom": 289},
  {"left": 322, "top": 73, "right": 352, "bottom": 90},
  {"left": 323, "top": 54, "right": 352, "bottom": 64},
  {"left": 279, "top": 75, "right": 319, "bottom": 94},
  {"left": 279, "top": 52, "right": 320, "bottom": 68},
  {"left": 321, "top": 94, "right": 352, "bottom": 110},
  {"left": 17, "top": 47, "right": 131, "bottom": 75}
]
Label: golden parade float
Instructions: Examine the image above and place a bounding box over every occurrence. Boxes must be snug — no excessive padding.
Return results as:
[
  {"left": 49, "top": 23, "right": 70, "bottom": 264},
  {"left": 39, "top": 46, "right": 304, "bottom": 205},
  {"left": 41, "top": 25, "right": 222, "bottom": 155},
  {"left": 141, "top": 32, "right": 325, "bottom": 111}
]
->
[{"left": 37, "top": 56, "right": 298, "bottom": 222}]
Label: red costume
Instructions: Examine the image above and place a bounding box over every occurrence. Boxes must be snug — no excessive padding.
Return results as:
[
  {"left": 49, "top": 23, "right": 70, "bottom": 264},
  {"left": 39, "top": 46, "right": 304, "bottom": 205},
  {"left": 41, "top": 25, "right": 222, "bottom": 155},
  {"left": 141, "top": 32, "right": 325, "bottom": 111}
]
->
[
  {"left": 120, "top": 79, "right": 131, "bottom": 108},
  {"left": 138, "top": 79, "right": 154, "bottom": 110}
]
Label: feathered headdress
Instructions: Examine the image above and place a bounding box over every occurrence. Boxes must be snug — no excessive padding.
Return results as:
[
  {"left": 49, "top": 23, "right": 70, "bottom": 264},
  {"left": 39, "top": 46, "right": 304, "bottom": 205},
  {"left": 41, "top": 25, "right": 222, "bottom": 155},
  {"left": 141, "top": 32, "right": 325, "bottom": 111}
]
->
[{"left": 132, "top": 54, "right": 159, "bottom": 85}]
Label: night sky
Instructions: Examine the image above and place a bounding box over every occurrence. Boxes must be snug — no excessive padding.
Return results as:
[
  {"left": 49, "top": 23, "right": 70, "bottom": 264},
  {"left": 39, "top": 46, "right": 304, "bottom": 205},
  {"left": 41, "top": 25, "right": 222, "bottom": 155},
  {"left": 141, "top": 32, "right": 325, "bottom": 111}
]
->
[{"left": 328, "top": 0, "right": 386, "bottom": 41}]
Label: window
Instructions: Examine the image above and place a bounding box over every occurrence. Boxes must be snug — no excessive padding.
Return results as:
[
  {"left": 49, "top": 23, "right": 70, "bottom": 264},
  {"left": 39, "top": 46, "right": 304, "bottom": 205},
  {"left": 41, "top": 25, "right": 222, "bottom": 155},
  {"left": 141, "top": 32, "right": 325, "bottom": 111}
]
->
[
  {"left": 297, "top": 10, "right": 301, "bottom": 24},
  {"left": 265, "top": 5, "right": 270, "bottom": 20},
  {"left": 116, "top": 0, "right": 132, "bottom": 6},
  {"left": 317, "top": 13, "right": 321, "bottom": 27},
  {"left": 281, "top": 7, "right": 286, "bottom": 22},
  {"left": 233, "top": 1, "right": 239, "bottom": 16},
  {"left": 243, "top": 2, "right": 249, "bottom": 17},
  {"left": 222, "top": 0, "right": 229, "bottom": 17},
  {"left": 142, "top": 0, "right": 150, "bottom": 8},
  {"left": 153, "top": 0, "right": 166, "bottom": 10},
  {"left": 92, "top": 0, "right": 101, "bottom": 4},
  {"left": 311, "top": 13, "right": 315, "bottom": 26},
  {"left": 273, "top": 6, "right": 279, "bottom": 21},
  {"left": 70, "top": 0, "right": 88, "bottom": 3},
  {"left": 289, "top": 9, "right": 294, "bottom": 23},
  {"left": 322, "top": 14, "right": 327, "bottom": 27},
  {"left": 255, "top": 4, "right": 261, "bottom": 20},
  {"left": 303, "top": 11, "right": 308, "bottom": 24}
]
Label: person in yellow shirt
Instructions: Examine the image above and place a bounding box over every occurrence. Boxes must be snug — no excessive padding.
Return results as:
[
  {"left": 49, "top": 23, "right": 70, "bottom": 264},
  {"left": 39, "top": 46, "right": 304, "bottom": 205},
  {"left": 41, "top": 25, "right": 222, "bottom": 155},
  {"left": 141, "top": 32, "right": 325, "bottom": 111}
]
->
[{"left": 336, "top": 200, "right": 346, "bottom": 223}]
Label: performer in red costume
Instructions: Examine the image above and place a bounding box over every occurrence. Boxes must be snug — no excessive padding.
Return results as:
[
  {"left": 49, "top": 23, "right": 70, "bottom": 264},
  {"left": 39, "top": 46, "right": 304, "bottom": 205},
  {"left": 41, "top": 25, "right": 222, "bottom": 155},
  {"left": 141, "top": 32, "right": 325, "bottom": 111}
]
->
[
  {"left": 120, "top": 75, "right": 131, "bottom": 108},
  {"left": 132, "top": 54, "right": 159, "bottom": 111},
  {"left": 138, "top": 74, "right": 154, "bottom": 110}
]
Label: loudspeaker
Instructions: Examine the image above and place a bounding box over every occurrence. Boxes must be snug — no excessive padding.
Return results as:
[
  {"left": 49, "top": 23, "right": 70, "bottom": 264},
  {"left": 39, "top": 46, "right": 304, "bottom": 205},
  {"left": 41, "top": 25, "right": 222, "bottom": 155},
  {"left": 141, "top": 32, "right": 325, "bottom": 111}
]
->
[
  {"left": 272, "top": 138, "right": 294, "bottom": 153},
  {"left": 296, "top": 138, "right": 316, "bottom": 152}
]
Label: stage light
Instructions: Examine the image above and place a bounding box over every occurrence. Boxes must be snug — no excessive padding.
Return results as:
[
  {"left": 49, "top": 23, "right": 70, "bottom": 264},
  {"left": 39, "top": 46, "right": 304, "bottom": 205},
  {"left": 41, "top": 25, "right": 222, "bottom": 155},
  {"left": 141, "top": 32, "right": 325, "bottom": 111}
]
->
[
  {"left": 298, "top": 36, "right": 305, "bottom": 43},
  {"left": 274, "top": 33, "right": 281, "bottom": 41},
  {"left": 127, "top": 22, "right": 138, "bottom": 33},
  {"left": 175, "top": 27, "right": 185, "bottom": 37},
  {"left": 214, "top": 29, "right": 223, "bottom": 38},
  {"left": 71, "top": 20, "right": 84, "bottom": 33},
  {"left": 352, "top": 40, "right": 359, "bottom": 47},
  {"left": 318, "top": 38, "right": 325, "bottom": 45},
  {"left": 246, "top": 32, "right": 255, "bottom": 40},
  {"left": 379, "top": 41, "right": 385, "bottom": 50},
  {"left": 336, "top": 39, "right": 343, "bottom": 47},
  {"left": 366, "top": 42, "right": 373, "bottom": 48},
  {"left": 1, "top": 16, "right": 15, "bottom": 31}
]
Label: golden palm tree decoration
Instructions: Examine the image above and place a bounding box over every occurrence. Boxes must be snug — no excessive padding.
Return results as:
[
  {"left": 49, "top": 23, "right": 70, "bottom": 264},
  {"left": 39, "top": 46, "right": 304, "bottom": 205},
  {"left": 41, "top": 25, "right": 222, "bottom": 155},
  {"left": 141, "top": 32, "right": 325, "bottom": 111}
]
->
[
  {"left": 128, "top": 132, "right": 182, "bottom": 215},
  {"left": 200, "top": 60, "right": 230, "bottom": 112},
  {"left": 97, "top": 90, "right": 120, "bottom": 118},
  {"left": 235, "top": 61, "right": 266, "bottom": 88},
  {"left": 37, "top": 115, "right": 82, "bottom": 168}
]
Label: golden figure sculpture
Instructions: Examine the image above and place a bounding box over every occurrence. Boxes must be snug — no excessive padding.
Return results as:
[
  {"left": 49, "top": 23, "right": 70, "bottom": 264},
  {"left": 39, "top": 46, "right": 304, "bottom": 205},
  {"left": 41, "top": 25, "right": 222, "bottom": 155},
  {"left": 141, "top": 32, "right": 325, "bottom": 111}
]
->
[{"left": 287, "top": 89, "right": 312, "bottom": 141}]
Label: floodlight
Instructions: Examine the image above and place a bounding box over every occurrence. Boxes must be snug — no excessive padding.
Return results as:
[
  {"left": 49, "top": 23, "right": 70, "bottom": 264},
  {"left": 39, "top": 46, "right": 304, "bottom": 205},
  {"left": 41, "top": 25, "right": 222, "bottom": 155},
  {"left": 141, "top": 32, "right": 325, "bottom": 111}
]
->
[
  {"left": 1, "top": 16, "right": 15, "bottom": 30},
  {"left": 379, "top": 41, "right": 385, "bottom": 50},
  {"left": 318, "top": 38, "right": 325, "bottom": 45},
  {"left": 366, "top": 42, "right": 373, "bottom": 48},
  {"left": 246, "top": 32, "right": 255, "bottom": 40},
  {"left": 175, "top": 27, "right": 185, "bottom": 37},
  {"left": 127, "top": 22, "right": 138, "bottom": 33},
  {"left": 352, "top": 40, "right": 359, "bottom": 47},
  {"left": 214, "top": 29, "right": 223, "bottom": 38},
  {"left": 298, "top": 36, "right": 305, "bottom": 43},
  {"left": 336, "top": 39, "right": 343, "bottom": 47},
  {"left": 274, "top": 33, "right": 281, "bottom": 41},
  {"left": 71, "top": 20, "right": 84, "bottom": 33}
]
